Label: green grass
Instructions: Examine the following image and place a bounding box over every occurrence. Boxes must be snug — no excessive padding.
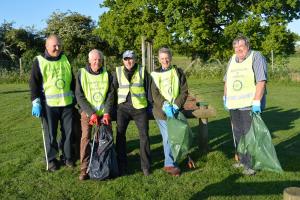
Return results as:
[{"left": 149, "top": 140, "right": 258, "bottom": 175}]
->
[
  {"left": 0, "top": 80, "right": 300, "bottom": 200},
  {"left": 288, "top": 51, "right": 300, "bottom": 71}
]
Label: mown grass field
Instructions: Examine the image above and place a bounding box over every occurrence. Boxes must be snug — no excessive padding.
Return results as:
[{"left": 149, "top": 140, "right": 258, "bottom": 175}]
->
[{"left": 0, "top": 78, "right": 299, "bottom": 199}]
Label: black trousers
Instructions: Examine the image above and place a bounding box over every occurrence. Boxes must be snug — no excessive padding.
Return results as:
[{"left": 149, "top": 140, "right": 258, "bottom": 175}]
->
[
  {"left": 41, "top": 104, "right": 73, "bottom": 163},
  {"left": 230, "top": 109, "right": 252, "bottom": 168},
  {"left": 116, "top": 105, "right": 151, "bottom": 171}
]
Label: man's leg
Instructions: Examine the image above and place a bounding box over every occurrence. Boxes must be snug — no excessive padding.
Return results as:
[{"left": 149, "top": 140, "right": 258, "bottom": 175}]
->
[
  {"left": 79, "top": 111, "right": 91, "bottom": 180},
  {"left": 156, "top": 119, "right": 175, "bottom": 167},
  {"left": 60, "top": 105, "right": 73, "bottom": 165},
  {"left": 132, "top": 108, "right": 151, "bottom": 172},
  {"left": 116, "top": 107, "right": 130, "bottom": 174},
  {"left": 43, "top": 105, "right": 60, "bottom": 170},
  {"left": 230, "top": 109, "right": 252, "bottom": 168}
]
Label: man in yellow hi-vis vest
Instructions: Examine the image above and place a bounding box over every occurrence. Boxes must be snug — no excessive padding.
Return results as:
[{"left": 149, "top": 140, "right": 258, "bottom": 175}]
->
[
  {"left": 223, "top": 35, "right": 267, "bottom": 176},
  {"left": 29, "top": 35, "right": 75, "bottom": 172},
  {"left": 75, "top": 49, "right": 114, "bottom": 180},
  {"left": 113, "top": 50, "right": 152, "bottom": 176},
  {"left": 151, "top": 47, "right": 188, "bottom": 176}
]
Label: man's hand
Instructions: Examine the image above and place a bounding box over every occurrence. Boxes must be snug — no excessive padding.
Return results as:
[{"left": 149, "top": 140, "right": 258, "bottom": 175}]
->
[
  {"left": 89, "top": 114, "right": 99, "bottom": 125},
  {"left": 162, "top": 101, "right": 174, "bottom": 118},
  {"left": 172, "top": 104, "right": 179, "bottom": 114},
  {"left": 223, "top": 96, "right": 228, "bottom": 111},
  {"left": 252, "top": 100, "right": 261, "bottom": 113},
  {"left": 32, "top": 98, "right": 42, "bottom": 117},
  {"left": 102, "top": 113, "right": 111, "bottom": 125}
]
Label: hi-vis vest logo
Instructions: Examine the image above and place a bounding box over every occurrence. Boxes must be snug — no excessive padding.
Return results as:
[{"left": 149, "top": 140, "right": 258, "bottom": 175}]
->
[
  {"left": 93, "top": 92, "right": 104, "bottom": 102},
  {"left": 55, "top": 79, "right": 65, "bottom": 89},
  {"left": 233, "top": 80, "right": 242, "bottom": 91}
]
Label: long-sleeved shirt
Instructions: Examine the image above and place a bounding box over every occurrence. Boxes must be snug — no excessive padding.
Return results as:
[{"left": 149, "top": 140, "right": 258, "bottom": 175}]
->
[
  {"left": 29, "top": 50, "right": 75, "bottom": 102},
  {"left": 112, "top": 63, "right": 153, "bottom": 110},
  {"left": 151, "top": 66, "right": 188, "bottom": 120},
  {"left": 75, "top": 66, "right": 115, "bottom": 117}
]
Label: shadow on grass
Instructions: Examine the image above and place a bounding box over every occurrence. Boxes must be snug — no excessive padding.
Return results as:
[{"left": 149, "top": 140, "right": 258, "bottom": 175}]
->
[
  {"left": 114, "top": 106, "right": 300, "bottom": 175},
  {"left": 190, "top": 174, "right": 300, "bottom": 199},
  {"left": 0, "top": 89, "right": 29, "bottom": 94},
  {"left": 190, "top": 106, "right": 300, "bottom": 171}
]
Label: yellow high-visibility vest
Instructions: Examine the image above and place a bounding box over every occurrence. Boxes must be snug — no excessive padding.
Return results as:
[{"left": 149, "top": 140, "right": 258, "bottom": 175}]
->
[
  {"left": 226, "top": 52, "right": 256, "bottom": 109},
  {"left": 37, "top": 55, "right": 73, "bottom": 107},
  {"left": 80, "top": 67, "right": 109, "bottom": 116},
  {"left": 116, "top": 65, "right": 147, "bottom": 109},
  {"left": 151, "top": 66, "right": 179, "bottom": 103}
]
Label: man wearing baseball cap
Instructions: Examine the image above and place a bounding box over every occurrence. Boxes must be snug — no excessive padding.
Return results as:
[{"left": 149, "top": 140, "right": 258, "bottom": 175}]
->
[{"left": 113, "top": 50, "right": 152, "bottom": 176}]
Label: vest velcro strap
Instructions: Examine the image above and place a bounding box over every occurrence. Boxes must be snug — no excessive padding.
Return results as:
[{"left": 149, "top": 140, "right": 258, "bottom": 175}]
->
[{"left": 46, "top": 91, "right": 73, "bottom": 99}]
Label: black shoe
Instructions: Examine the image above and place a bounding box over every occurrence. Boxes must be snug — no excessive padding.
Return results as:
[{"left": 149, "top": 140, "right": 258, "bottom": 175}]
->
[
  {"left": 48, "top": 159, "right": 58, "bottom": 172},
  {"left": 65, "top": 160, "right": 75, "bottom": 168},
  {"left": 142, "top": 169, "right": 150, "bottom": 176}
]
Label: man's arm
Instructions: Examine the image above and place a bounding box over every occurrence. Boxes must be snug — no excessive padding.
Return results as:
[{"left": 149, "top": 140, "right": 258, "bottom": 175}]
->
[
  {"left": 254, "top": 81, "right": 266, "bottom": 101},
  {"left": 29, "top": 58, "right": 43, "bottom": 101},
  {"left": 174, "top": 68, "right": 188, "bottom": 108},
  {"left": 104, "top": 71, "right": 115, "bottom": 115}
]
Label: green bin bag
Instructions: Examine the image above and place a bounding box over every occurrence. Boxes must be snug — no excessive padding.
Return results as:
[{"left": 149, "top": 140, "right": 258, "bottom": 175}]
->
[
  {"left": 237, "top": 113, "right": 283, "bottom": 173},
  {"left": 167, "top": 112, "right": 193, "bottom": 162}
]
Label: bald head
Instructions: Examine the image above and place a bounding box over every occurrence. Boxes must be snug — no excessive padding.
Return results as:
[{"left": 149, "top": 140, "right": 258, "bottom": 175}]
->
[{"left": 45, "top": 35, "right": 61, "bottom": 57}]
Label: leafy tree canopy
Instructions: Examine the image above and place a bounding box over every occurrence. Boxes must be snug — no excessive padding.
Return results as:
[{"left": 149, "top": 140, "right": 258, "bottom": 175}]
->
[
  {"left": 97, "top": 0, "right": 300, "bottom": 61},
  {"left": 44, "top": 11, "right": 114, "bottom": 61}
]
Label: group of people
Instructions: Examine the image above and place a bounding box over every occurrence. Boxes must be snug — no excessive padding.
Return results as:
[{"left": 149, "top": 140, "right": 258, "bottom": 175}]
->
[{"left": 29, "top": 34, "right": 267, "bottom": 180}]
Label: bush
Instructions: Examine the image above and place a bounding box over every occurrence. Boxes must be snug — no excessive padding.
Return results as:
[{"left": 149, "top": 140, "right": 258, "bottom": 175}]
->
[{"left": 0, "top": 69, "right": 29, "bottom": 84}]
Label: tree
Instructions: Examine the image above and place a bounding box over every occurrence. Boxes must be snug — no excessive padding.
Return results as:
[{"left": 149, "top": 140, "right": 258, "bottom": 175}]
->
[
  {"left": 97, "top": 0, "right": 300, "bottom": 61},
  {"left": 0, "top": 22, "right": 44, "bottom": 70},
  {"left": 44, "top": 11, "right": 113, "bottom": 61}
]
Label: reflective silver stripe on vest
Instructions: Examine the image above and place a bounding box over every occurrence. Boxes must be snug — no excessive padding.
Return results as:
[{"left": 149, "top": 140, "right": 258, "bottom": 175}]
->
[
  {"left": 93, "top": 104, "right": 105, "bottom": 111},
  {"left": 118, "top": 93, "right": 145, "bottom": 99},
  {"left": 118, "top": 94, "right": 128, "bottom": 99},
  {"left": 118, "top": 83, "right": 143, "bottom": 88},
  {"left": 45, "top": 91, "right": 73, "bottom": 99},
  {"left": 131, "top": 93, "right": 145, "bottom": 97},
  {"left": 227, "top": 93, "right": 254, "bottom": 100}
]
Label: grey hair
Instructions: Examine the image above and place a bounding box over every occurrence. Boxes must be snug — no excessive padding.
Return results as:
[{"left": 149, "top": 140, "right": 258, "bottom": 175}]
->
[
  {"left": 232, "top": 35, "right": 250, "bottom": 49},
  {"left": 88, "top": 49, "right": 104, "bottom": 62},
  {"left": 158, "top": 47, "right": 172, "bottom": 59},
  {"left": 46, "top": 34, "right": 61, "bottom": 45}
]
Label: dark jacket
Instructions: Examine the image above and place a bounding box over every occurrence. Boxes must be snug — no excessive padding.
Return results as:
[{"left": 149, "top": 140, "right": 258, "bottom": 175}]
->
[
  {"left": 29, "top": 50, "right": 75, "bottom": 102},
  {"left": 151, "top": 66, "right": 188, "bottom": 120},
  {"left": 75, "top": 66, "right": 115, "bottom": 117},
  {"left": 112, "top": 63, "right": 153, "bottom": 110}
]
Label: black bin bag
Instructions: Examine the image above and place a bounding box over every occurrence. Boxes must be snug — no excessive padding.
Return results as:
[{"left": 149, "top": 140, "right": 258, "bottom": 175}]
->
[{"left": 88, "top": 125, "right": 119, "bottom": 180}]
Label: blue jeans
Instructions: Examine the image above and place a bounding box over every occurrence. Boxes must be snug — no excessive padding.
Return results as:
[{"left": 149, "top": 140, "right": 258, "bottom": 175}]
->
[{"left": 156, "top": 120, "right": 176, "bottom": 167}]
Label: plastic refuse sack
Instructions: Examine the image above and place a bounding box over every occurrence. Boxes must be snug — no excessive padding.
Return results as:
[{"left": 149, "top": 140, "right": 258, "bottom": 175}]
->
[
  {"left": 167, "top": 111, "right": 194, "bottom": 162},
  {"left": 237, "top": 113, "right": 283, "bottom": 173},
  {"left": 88, "top": 124, "right": 119, "bottom": 180}
]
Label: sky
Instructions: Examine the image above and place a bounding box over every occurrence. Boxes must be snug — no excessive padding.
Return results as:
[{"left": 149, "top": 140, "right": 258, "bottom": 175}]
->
[{"left": 0, "top": 0, "right": 299, "bottom": 35}]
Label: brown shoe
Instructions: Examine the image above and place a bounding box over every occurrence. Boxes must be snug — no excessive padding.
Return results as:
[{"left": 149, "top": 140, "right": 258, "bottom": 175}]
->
[
  {"left": 79, "top": 169, "right": 88, "bottom": 181},
  {"left": 163, "top": 166, "right": 181, "bottom": 176}
]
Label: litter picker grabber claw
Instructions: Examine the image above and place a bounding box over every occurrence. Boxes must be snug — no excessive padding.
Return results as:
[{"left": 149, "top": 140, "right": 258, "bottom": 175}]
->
[
  {"left": 40, "top": 118, "right": 49, "bottom": 170},
  {"left": 230, "top": 119, "right": 239, "bottom": 162}
]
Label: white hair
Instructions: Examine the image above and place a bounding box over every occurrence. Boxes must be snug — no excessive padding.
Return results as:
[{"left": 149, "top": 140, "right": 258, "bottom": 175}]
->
[{"left": 88, "top": 49, "right": 104, "bottom": 62}]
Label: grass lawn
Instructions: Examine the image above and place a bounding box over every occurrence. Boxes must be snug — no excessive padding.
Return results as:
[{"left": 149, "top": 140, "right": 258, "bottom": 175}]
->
[{"left": 0, "top": 79, "right": 299, "bottom": 200}]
